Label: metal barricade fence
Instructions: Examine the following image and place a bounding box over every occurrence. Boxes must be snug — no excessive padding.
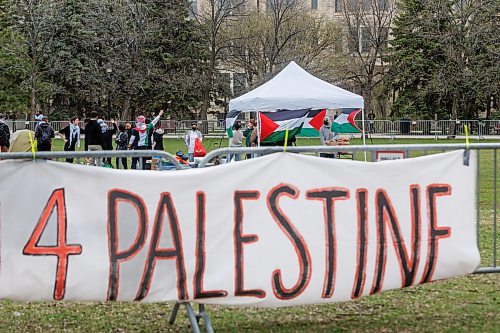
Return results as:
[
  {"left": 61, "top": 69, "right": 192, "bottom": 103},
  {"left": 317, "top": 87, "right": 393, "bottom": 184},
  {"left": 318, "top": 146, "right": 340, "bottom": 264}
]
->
[
  {"left": 7, "top": 119, "right": 500, "bottom": 138},
  {"left": 0, "top": 144, "right": 498, "bottom": 333},
  {"left": 355, "top": 120, "right": 395, "bottom": 135},
  {"left": 481, "top": 120, "right": 500, "bottom": 136},
  {"left": 436, "top": 120, "right": 482, "bottom": 139},
  {"left": 0, "top": 150, "right": 184, "bottom": 170},
  {"left": 176, "top": 120, "right": 226, "bottom": 137}
]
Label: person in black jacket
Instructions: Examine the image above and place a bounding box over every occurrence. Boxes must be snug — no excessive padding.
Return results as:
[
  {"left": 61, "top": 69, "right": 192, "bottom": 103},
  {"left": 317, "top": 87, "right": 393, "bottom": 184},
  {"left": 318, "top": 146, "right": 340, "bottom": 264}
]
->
[
  {"left": 34, "top": 116, "right": 55, "bottom": 152},
  {"left": 0, "top": 113, "right": 10, "bottom": 152},
  {"left": 99, "top": 118, "right": 117, "bottom": 166},
  {"left": 152, "top": 122, "right": 164, "bottom": 151},
  {"left": 84, "top": 111, "right": 105, "bottom": 166},
  {"left": 115, "top": 124, "right": 129, "bottom": 169},
  {"left": 58, "top": 116, "right": 84, "bottom": 163}
]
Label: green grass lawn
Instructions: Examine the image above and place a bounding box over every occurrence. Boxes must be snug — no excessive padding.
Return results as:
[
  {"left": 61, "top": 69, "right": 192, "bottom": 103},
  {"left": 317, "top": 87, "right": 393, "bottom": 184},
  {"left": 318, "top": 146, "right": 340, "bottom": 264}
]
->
[{"left": 1, "top": 137, "right": 498, "bottom": 332}]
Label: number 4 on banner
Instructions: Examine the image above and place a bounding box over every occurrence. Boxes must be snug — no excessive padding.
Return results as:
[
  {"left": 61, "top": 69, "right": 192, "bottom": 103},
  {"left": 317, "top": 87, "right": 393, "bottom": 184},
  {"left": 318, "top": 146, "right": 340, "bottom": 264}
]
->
[{"left": 23, "top": 188, "right": 82, "bottom": 300}]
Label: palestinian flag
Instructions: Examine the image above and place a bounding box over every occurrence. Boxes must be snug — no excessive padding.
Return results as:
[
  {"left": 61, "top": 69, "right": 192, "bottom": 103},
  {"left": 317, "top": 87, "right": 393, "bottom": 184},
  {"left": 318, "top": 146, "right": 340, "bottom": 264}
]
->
[
  {"left": 332, "top": 109, "right": 362, "bottom": 133},
  {"left": 298, "top": 109, "right": 327, "bottom": 137},
  {"left": 225, "top": 110, "right": 242, "bottom": 138},
  {"left": 260, "top": 109, "right": 309, "bottom": 143}
]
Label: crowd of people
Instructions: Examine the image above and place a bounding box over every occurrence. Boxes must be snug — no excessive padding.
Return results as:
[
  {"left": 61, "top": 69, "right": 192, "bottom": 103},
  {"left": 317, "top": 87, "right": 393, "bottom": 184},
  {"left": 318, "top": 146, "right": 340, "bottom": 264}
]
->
[
  {"left": 0, "top": 110, "right": 349, "bottom": 168},
  {"left": 0, "top": 110, "right": 170, "bottom": 170}
]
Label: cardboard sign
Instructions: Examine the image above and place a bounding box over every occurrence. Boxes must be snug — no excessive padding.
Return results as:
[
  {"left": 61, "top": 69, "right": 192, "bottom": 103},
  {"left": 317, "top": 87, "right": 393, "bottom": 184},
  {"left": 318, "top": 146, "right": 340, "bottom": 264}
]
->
[
  {"left": 0, "top": 151, "right": 480, "bottom": 307},
  {"left": 376, "top": 150, "right": 406, "bottom": 161}
]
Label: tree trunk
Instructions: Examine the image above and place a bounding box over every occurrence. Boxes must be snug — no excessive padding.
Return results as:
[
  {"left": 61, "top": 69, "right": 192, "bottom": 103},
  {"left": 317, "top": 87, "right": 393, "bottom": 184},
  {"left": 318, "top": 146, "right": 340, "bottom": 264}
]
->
[
  {"left": 201, "top": 85, "right": 209, "bottom": 121},
  {"left": 200, "top": 58, "right": 215, "bottom": 121},
  {"left": 121, "top": 95, "right": 131, "bottom": 121},
  {"left": 30, "top": 71, "right": 37, "bottom": 118},
  {"left": 485, "top": 94, "right": 492, "bottom": 119},
  {"left": 450, "top": 89, "right": 460, "bottom": 135}
]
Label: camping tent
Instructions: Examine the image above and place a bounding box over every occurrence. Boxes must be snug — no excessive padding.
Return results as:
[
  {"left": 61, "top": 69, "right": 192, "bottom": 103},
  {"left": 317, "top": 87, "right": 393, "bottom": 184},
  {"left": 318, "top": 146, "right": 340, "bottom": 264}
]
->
[
  {"left": 228, "top": 61, "right": 364, "bottom": 112},
  {"left": 9, "top": 130, "right": 35, "bottom": 152}
]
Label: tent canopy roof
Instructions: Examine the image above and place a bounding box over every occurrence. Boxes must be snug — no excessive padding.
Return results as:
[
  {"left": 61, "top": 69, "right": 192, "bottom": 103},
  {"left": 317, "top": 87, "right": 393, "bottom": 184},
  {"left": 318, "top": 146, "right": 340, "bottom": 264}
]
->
[{"left": 229, "top": 61, "right": 364, "bottom": 112}]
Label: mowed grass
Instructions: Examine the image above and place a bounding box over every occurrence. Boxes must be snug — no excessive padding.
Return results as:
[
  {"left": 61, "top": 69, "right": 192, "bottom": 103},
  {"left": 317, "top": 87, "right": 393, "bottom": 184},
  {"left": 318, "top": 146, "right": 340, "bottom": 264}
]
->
[{"left": 1, "top": 137, "right": 498, "bottom": 332}]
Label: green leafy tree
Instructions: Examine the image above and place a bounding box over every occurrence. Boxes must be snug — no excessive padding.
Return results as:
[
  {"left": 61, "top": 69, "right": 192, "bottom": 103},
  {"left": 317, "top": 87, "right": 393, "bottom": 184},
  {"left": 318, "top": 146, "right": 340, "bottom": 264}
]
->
[
  {"left": 0, "top": 0, "right": 30, "bottom": 116},
  {"left": 386, "top": 0, "right": 499, "bottom": 120},
  {"left": 44, "top": 0, "right": 104, "bottom": 118}
]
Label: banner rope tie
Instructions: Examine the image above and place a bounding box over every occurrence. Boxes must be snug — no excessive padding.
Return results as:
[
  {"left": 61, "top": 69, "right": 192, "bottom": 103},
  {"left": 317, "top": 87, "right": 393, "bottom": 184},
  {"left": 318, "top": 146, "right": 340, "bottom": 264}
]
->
[
  {"left": 28, "top": 131, "right": 36, "bottom": 160},
  {"left": 463, "top": 124, "right": 470, "bottom": 166},
  {"left": 284, "top": 126, "right": 289, "bottom": 153}
]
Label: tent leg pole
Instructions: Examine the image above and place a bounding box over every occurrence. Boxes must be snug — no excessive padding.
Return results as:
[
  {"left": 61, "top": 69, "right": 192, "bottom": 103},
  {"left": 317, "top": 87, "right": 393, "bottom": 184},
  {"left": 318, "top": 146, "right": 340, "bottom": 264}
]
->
[
  {"left": 257, "top": 111, "right": 261, "bottom": 149},
  {"left": 361, "top": 108, "right": 367, "bottom": 162}
]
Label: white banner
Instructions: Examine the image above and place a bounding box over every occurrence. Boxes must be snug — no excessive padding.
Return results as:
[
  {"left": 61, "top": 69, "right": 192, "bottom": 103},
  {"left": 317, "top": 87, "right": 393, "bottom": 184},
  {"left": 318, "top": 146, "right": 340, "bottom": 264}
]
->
[{"left": 0, "top": 151, "right": 480, "bottom": 307}]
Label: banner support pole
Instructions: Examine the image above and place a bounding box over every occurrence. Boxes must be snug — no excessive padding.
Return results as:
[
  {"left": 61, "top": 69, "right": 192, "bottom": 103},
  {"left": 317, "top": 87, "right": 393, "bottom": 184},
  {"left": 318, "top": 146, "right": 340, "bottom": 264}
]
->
[
  {"left": 257, "top": 111, "right": 261, "bottom": 148},
  {"left": 168, "top": 302, "right": 214, "bottom": 333},
  {"left": 361, "top": 108, "right": 367, "bottom": 161}
]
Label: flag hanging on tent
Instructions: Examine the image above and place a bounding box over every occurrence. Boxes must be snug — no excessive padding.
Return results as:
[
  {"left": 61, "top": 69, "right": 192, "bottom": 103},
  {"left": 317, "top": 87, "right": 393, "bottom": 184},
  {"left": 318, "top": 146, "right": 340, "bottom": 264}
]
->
[
  {"left": 260, "top": 109, "right": 309, "bottom": 143},
  {"left": 225, "top": 110, "right": 242, "bottom": 138},
  {"left": 298, "top": 109, "right": 327, "bottom": 137},
  {"left": 332, "top": 109, "right": 362, "bottom": 133}
]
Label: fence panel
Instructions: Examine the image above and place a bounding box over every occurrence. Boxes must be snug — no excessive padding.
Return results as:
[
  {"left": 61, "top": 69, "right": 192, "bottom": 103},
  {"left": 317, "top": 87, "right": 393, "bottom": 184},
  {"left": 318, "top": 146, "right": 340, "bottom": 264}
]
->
[
  {"left": 176, "top": 120, "right": 226, "bottom": 136},
  {"left": 355, "top": 120, "right": 395, "bottom": 135},
  {"left": 481, "top": 120, "right": 500, "bottom": 136},
  {"left": 436, "top": 120, "right": 481, "bottom": 138},
  {"left": 6, "top": 119, "right": 500, "bottom": 139}
]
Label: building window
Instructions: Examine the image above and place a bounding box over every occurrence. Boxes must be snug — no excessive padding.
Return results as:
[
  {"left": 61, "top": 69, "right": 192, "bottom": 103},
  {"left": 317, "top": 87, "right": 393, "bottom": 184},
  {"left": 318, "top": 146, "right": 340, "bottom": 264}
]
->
[
  {"left": 335, "top": 0, "right": 343, "bottom": 12},
  {"left": 348, "top": 30, "right": 359, "bottom": 53},
  {"left": 334, "top": 37, "right": 343, "bottom": 53},
  {"left": 234, "top": 0, "right": 247, "bottom": 13},
  {"left": 378, "top": 0, "right": 390, "bottom": 11},
  {"left": 216, "top": 72, "right": 231, "bottom": 100},
  {"left": 311, "top": 0, "right": 318, "bottom": 10},
  {"left": 189, "top": 0, "right": 198, "bottom": 16},
  {"left": 233, "top": 73, "right": 247, "bottom": 97},
  {"left": 361, "top": 27, "right": 371, "bottom": 52},
  {"left": 379, "top": 27, "right": 389, "bottom": 50},
  {"left": 267, "top": 0, "right": 295, "bottom": 11}
]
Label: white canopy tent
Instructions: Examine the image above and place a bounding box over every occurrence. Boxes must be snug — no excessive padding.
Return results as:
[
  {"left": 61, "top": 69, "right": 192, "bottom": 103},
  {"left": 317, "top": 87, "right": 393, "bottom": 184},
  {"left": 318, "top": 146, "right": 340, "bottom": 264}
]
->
[
  {"left": 228, "top": 61, "right": 364, "bottom": 112},
  {"left": 226, "top": 61, "right": 366, "bottom": 152}
]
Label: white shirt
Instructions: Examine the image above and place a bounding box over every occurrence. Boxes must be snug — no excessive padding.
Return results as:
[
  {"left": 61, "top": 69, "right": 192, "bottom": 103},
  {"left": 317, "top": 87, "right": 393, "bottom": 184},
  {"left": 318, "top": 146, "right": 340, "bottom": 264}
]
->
[{"left": 188, "top": 131, "right": 198, "bottom": 153}]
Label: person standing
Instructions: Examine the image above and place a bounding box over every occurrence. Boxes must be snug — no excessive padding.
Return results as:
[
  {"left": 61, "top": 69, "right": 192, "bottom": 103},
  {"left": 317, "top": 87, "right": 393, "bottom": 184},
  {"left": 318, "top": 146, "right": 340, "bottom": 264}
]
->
[
  {"left": 0, "top": 113, "right": 10, "bottom": 152},
  {"left": 367, "top": 111, "right": 375, "bottom": 133},
  {"left": 146, "top": 118, "right": 154, "bottom": 150},
  {"left": 228, "top": 120, "right": 243, "bottom": 162},
  {"left": 84, "top": 111, "right": 105, "bottom": 166},
  {"left": 58, "top": 116, "right": 83, "bottom": 163},
  {"left": 115, "top": 124, "right": 129, "bottom": 169},
  {"left": 129, "top": 110, "right": 164, "bottom": 169},
  {"left": 152, "top": 122, "right": 164, "bottom": 151},
  {"left": 184, "top": 122, "right": 203, "bottom": 162},
  {"left": 243, "top": 119, "right": 255, "bottom": 159},
  {"left": 34, "top": 116, "right": 55, "bottom": 152},
  {"left": 125, "top": 122, "right": 133, "bottom": 138},
  {"left": 100, "top": 118, "right": 117, "bottom": 166}
]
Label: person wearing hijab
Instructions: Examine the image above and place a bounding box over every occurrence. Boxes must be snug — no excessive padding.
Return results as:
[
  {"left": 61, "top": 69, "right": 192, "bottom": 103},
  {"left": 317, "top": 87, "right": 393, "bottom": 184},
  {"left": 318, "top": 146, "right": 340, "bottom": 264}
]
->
[
  {"left": 319, "top": 117, "right": 340, "bottom": 158},
  {"left": 128, "top": 109, "right": 164, "bottom": 169},
  {"left": 58, "top": 116, "right": 84, "bottom": 163}
]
